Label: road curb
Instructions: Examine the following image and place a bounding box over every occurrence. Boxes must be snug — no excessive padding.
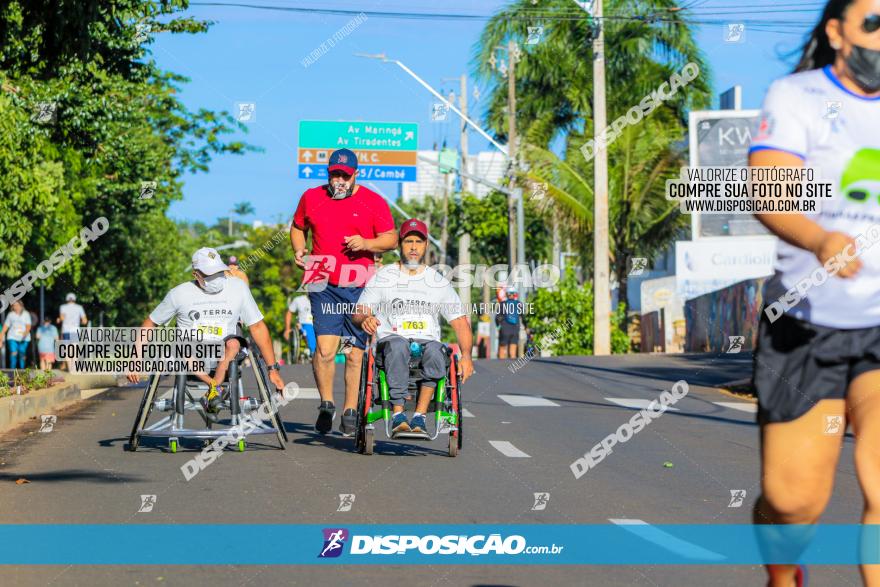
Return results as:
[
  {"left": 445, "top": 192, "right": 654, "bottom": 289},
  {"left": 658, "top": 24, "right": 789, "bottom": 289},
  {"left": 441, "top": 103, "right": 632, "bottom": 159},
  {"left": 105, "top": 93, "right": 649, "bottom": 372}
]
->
[{"left": 0, "top": 381, "right": 81, "bottom": 433}]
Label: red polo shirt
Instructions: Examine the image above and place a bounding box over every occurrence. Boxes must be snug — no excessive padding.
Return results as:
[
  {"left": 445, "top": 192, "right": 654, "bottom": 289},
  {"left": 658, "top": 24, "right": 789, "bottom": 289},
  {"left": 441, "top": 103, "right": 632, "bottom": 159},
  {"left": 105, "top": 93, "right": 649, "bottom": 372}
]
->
[{"left": 292, "top": 184, "right": 395, "bottom": 287}]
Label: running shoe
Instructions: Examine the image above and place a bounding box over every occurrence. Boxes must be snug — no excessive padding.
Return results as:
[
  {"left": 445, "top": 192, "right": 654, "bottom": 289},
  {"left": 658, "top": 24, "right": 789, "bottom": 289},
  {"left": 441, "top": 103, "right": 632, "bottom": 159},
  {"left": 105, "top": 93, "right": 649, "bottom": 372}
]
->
[
  {"left": 409, "top": 414, "right": 427, "bottom": 434},
  {"left": 340, "top": 408, "right": 357, "bottom": 437},
  {"left": 315, "top": 400, "right": 335, "bottom": 434},
  {"left": 391, "top": 412, "right": 410, "bottom": 434}
]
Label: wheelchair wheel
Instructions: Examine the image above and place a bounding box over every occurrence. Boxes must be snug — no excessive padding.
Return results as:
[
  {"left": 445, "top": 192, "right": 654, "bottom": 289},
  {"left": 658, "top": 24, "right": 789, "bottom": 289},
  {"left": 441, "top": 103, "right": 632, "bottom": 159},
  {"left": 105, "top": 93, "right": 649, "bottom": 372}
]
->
[
  {"left": 129, "top": 374, "right": 159, "bottom": 451},
  {"left": 447, "top": 433, "right": 458, "bottom": 457},
  {"left": 448, "top": 351, "right": 463, "bottom": 451},
  {"left": 364, "top": 428, "right": 374, "bottom": 455},
  {"left": 355, "top": 347, "right": 374, "bottom": 454}
]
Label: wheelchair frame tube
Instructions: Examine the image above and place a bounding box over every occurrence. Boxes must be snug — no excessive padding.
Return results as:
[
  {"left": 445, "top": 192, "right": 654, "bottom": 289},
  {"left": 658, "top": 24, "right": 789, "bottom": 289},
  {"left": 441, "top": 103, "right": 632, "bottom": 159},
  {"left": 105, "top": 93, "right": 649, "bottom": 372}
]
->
[{"left": 377, "top": 370, "right": 391, "bottom": 422}]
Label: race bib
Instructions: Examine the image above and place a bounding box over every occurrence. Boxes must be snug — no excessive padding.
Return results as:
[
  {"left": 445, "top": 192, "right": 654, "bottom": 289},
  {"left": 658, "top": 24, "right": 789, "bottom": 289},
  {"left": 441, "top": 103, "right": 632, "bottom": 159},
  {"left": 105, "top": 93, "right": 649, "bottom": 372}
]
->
[
  {"left": 195, "top": 321, "right": 225, "bottom": 340},
  {"left": 393, "top": 313, "right": 433, "bottom": 338}
]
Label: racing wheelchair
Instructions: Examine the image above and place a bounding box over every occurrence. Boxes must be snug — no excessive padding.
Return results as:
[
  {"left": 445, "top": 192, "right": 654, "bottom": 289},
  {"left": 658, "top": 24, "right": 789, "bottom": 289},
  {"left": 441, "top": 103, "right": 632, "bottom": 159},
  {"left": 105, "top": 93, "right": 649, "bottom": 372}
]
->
[
  {"left": 128, "top": 337, "right": 287, "bottom": 453},
  {"left": 354, "top": 337, "right": 463, "bottom": 457}
]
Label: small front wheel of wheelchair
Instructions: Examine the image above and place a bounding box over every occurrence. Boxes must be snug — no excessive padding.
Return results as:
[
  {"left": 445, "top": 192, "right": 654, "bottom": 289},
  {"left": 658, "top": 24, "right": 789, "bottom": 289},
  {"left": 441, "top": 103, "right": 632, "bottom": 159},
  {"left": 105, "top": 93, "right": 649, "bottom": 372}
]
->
[
  {"left": 448, "top": 435, "right": 458, "bottom": 458},
  {"left": 237, "top": 439, "right": 246, "bottom": 452},
  {"left": 169, "top": 439, "right": 178, "bottom": 453},
  {"left": 364, "top": 429, "right": 374, "bottom": 455}
]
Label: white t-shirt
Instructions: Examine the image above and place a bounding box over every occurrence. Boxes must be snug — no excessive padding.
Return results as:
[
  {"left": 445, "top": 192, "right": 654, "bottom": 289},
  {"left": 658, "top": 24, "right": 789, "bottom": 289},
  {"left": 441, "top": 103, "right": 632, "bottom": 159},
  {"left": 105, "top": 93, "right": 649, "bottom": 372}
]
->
[
  {"left": 149, "top": 277, "right": 263, "bottom": 340},
  {"left": 750, "top": 66, "right": 880, "bottom": 328},
  {"left": 4, "top": 311, "right": 32, "bottom": 342},
  {"left": 288, "top": 296, "right": 313, "bottom": 325},
  {"left": 59, "top": 302, "right": 86, "bottom": 334},
  {"left": 357, "top": 264, "right": 467, "bottom": 343}
]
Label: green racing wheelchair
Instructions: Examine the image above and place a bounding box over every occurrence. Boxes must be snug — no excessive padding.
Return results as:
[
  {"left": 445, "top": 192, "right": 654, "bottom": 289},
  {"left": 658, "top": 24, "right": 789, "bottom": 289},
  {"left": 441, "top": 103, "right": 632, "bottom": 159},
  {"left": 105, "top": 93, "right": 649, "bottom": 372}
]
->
[{"left": 354, "top": 337, "right": 463, "bottom": 457}]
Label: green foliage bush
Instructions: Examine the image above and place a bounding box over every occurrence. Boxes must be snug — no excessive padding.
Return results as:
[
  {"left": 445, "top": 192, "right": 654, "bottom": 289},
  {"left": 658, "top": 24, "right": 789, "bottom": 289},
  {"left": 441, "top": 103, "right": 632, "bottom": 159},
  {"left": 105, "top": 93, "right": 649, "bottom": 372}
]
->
[{"left": 528, "top": 270, "right": 630, "bottom": 355}]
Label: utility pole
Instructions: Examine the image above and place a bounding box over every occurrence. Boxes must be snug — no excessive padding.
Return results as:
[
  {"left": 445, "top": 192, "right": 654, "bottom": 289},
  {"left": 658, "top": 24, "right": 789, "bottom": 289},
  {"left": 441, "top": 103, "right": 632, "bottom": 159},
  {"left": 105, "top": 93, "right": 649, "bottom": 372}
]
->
[
  {"left": 591, "top": 0, "right": 611, "bottom": 355},
  {"left": 456, "top": 74, "right": 472, "bottom": 314},
  {"left": 506, "top": 39, "right": 518, "bottom": 280}
]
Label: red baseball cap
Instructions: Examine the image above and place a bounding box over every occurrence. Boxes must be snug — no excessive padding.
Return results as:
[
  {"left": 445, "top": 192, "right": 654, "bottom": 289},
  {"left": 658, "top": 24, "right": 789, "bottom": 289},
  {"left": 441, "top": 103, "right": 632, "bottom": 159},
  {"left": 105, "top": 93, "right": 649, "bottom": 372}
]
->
[{"left": 400, "top": 218, "right": 428, "bottom": 240}]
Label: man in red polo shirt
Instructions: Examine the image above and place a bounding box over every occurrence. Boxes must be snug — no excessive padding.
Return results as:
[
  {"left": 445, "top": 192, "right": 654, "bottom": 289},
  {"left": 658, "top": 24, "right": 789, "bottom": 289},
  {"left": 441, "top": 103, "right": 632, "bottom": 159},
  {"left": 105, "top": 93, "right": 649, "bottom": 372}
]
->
[{"left": 290, "top": 148, "right": 397, "bottom": 436}]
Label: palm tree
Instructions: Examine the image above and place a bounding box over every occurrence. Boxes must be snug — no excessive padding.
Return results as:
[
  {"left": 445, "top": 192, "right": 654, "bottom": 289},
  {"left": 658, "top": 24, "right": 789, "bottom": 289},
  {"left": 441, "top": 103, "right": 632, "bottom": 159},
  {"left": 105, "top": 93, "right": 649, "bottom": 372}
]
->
[
  {"left": 230, "top": 201, "right": 255, "bottom": 236},
  {"left": 523, "top": 113, "right": 688, "bottom": 321},
  {"left": 476, "top": 0, "right": 712, "bottom": 146},
  {"left": 475, "top": 0, "right": 712, "bottom": 321}
]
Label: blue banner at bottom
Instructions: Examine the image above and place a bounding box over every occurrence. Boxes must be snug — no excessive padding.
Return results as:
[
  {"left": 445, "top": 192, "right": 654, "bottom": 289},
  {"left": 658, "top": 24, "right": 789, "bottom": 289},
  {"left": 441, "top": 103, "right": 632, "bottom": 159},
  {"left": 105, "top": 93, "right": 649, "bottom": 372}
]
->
[{"left": 3, "top": 524, "right": 880, "bottom": 564}]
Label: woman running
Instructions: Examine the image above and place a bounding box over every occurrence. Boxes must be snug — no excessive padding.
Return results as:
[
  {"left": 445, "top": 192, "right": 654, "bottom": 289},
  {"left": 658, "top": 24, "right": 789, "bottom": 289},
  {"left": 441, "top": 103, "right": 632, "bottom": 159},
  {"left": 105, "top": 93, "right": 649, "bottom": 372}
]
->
[{"left": 750, "top": 1, "right": 880, "bottom": 585}]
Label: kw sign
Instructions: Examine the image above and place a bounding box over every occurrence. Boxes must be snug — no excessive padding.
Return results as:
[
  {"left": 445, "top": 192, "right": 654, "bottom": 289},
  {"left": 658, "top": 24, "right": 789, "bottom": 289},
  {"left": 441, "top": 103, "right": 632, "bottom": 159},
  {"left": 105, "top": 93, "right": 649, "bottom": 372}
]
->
[{"left": 297, "top": 120, "right": 419, "bottom": 182}]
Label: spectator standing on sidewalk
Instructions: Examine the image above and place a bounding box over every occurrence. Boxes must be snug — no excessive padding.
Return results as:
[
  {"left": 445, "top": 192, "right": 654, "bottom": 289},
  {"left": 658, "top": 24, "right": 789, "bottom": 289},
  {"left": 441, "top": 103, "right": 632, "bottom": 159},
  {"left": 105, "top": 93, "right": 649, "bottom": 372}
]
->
[{"left": 1, "top": 301, "right": 32, "bottom": 369}]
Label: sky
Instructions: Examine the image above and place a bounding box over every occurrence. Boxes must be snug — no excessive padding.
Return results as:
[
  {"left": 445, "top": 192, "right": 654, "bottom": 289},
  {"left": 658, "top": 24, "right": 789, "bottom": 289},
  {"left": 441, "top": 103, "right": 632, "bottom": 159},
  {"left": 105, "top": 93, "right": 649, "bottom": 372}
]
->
[{"left": 151, "top": 0, "right": 824, "bottom": 225}]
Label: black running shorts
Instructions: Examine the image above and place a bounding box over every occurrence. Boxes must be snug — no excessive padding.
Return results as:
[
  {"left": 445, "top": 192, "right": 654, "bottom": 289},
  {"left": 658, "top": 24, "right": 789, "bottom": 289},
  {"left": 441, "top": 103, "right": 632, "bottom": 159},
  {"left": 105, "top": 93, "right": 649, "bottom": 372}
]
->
[
  {"left": 752, "top": 310, "right": 880, "bottom": 424},
  {"left": 499, "top": 323, "right": 520, "bottom": 346}
]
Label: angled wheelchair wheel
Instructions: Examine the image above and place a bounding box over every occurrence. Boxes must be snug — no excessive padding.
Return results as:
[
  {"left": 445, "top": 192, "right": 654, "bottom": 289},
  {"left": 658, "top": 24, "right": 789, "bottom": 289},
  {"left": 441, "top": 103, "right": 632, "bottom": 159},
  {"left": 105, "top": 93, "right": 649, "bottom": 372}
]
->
[
  {"left": 355, "top": 346, "right": 374, "bottom": 454},
  {"left": 448, "top": 349, "right": 463, "bottom": 451}
]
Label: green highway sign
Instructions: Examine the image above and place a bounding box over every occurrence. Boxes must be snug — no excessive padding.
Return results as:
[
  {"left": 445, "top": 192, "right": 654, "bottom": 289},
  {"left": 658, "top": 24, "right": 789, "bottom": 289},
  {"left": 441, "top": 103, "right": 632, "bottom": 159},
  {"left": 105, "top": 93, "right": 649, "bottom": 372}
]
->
[{"left": 299, "top": 120, "right": 419, "bottom": 151}]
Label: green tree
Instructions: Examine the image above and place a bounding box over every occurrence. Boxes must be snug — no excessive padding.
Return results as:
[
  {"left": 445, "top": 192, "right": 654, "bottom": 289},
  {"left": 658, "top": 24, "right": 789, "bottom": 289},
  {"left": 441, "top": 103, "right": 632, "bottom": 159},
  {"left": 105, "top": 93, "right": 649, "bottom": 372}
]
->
[
  {"left": 0, "top": 0, "right": 254, "bottom": 324},
  {"left": 529, "top": 269, "right": 629, "bottom": 355},
  {"left": 476, "top": 0, "right": 711, "bottom": 146},
  {"left": 524, "top": 115, "right": 688, "bottom": 319}
]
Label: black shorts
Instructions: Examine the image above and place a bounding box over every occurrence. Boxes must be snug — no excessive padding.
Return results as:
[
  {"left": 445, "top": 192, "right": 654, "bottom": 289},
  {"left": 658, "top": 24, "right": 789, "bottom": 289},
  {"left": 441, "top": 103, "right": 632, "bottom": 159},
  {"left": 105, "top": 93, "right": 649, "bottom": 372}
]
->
[
  {"left": 752, "top": 311, "right": 880, "bottom": 424},
  {"left": 499, "top": 323, "right": 520, "bottom": 346}
]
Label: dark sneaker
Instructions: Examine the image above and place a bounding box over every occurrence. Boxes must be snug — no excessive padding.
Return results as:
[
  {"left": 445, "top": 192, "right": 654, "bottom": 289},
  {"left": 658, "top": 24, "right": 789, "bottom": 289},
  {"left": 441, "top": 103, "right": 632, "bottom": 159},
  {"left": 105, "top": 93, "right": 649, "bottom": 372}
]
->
[
  {"left": 409, "top": 414, "right": 427, "bottom": 434},
  {"left": 391, "top": 412, "right": 410, "bottom": 435},
  {"left": 340, "top": 408, "right": 357, "bottom": 437},
  {"left": 315, "top": 400, "right": 335, "bottom": 434}
]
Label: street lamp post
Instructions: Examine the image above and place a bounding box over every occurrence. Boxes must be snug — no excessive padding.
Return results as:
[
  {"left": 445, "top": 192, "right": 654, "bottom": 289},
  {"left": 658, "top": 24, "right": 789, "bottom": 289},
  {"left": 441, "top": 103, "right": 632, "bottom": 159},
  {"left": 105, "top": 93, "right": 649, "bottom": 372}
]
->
[{"left": 358, "top": 51, "right": 526, "bottom": 289}]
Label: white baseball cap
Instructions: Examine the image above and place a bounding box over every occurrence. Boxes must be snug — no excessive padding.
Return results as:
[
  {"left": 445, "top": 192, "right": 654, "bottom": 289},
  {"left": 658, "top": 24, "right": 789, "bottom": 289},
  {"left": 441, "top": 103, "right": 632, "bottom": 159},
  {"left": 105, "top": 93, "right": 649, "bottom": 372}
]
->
[
  {"left": 66, "top": 293, "right": 76, "bottom": 302},
  {"left": 192, "top": 247, "right": 230, "bottom": 276}
]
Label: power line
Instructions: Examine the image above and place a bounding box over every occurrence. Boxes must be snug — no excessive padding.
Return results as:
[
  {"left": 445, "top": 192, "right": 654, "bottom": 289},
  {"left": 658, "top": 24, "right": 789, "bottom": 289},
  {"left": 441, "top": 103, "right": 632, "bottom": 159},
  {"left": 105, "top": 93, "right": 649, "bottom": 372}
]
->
[{"left": 189, "top": 2, "right": 826, "bottom": 22}]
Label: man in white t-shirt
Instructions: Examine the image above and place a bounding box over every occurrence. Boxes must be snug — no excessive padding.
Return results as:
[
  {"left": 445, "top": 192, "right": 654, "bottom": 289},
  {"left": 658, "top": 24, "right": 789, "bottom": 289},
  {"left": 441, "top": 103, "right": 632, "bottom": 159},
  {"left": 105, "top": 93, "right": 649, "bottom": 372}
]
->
[
  {"left": 126, "top": 247, "right": 285, "bottom": 416},
  {"left": 353, "top": 219, "right": 474, "bottom": 436},
  {"left": 284, "top": 295, "right": 316, "bottom": 355},
  {"left": 58, "top": 293, "right": 87, "bottom": 341}
]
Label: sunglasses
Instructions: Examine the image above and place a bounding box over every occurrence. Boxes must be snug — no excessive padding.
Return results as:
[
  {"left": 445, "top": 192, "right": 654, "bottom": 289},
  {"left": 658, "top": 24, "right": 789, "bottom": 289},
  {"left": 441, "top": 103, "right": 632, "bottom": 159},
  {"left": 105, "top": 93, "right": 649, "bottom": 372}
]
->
[{"left": 864, "top": 14, "right": 880, "bottom": 34}]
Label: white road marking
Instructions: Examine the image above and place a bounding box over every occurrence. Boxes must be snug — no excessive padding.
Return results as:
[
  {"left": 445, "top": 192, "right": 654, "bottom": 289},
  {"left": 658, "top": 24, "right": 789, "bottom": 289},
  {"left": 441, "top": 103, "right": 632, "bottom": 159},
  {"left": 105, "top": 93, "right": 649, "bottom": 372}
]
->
[
  {"left": 489, "top": 440, "right": 531, "bottom": 458},
  {"left": 608, "top": 519, "right": 725, "bottom": 561},
  {"left": 605, "top": 398, "right": 679, "bottom": 411},
  {"left": 714, "top": 401, "right": 757, "bottom": 413},
  {"left": 462, "top": 408, "right": 475, "bottom": 418},
  {"left": 498, "top": 394, "right": 560, "bottom": 407}
]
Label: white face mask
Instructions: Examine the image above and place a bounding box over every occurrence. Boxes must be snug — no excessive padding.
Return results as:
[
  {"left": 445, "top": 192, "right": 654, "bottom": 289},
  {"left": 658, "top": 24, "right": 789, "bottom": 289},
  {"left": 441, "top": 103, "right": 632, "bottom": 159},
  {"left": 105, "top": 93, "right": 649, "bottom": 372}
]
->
[
  {"left": 200, "top": 273, "right": 226, "bottom": 294},
  {"left": 329, "top": 179, "right": 354, "bottom": 199}
]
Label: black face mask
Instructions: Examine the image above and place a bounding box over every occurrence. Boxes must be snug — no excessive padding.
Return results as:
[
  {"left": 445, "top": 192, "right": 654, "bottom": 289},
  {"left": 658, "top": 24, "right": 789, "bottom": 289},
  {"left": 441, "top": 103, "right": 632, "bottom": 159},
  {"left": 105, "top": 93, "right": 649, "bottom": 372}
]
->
[{"left": 846, "top": 43, "right": 880, "bottom": 93}]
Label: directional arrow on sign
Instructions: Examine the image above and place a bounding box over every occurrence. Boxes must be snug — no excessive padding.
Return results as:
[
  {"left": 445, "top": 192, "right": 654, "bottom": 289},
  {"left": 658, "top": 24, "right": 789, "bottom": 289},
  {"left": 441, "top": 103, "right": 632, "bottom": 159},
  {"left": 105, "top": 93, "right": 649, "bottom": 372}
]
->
[
  {"left": 303, "top": 166, "right": 313, "bottom": 178},
  {"left": 404, "top": 131, "right": 414, "bottom": 141},
  {"left": 302, "top": 150, "right": 313, "bottom": 162}
]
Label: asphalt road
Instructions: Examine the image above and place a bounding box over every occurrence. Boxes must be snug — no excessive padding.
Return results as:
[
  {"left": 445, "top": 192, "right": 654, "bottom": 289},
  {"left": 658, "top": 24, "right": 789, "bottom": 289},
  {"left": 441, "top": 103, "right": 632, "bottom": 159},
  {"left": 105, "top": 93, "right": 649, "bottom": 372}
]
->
[{"left": 0, "top": 352, "right": 865, "bottom": 586}]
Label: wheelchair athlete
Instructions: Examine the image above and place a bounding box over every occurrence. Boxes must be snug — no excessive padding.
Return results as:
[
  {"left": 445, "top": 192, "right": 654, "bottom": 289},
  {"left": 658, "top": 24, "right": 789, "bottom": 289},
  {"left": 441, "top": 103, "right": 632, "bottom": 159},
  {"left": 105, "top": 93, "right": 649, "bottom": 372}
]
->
[
  {"left": 126, "top": 247, "right": 285, "bottom": 416},
  {"left": 352, "top": 219, "right": 474, "bottom": 435}
]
